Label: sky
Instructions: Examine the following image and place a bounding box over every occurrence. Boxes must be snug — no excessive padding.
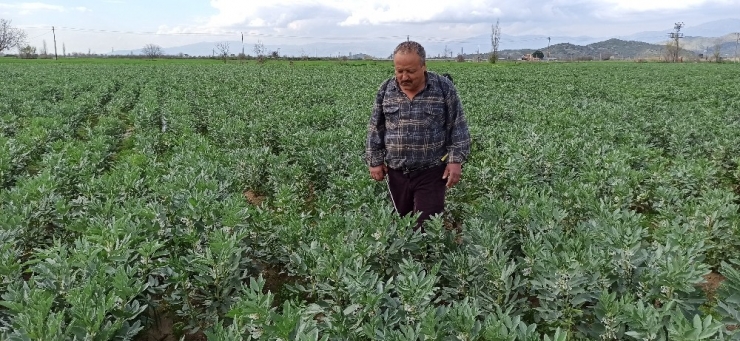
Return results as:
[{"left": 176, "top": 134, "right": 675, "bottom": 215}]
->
[{"left": 1, "top": 0, "right": 739, "bottom": 55}]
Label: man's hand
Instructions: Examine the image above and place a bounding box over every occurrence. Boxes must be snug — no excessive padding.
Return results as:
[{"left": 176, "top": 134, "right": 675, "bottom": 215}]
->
[
  {"left": 442, "top": 163, "right": 462, "bottom": 188},
  {"left": 370, "top": 164, "right": 388, "bottom": 181}
]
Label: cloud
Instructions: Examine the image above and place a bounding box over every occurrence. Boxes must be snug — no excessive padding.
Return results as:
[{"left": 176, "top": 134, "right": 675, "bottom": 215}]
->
[
  {"left": 596, "top": 0, "right": 722, "bottom": 12},
  {"left": 0, "top": 2, "right": 92, "bottom": 15},
  {"left": 0, "top": 2, "right": 64, "bottom": 14},
  {"left": 205, "top": 1, "right": 349, "bottom": 29},
  {"left": 159, "top": 0, "right": 739, "bottom": 44},
  {"left": 202, "top": 1, "right": 509, "bottom": 28}
]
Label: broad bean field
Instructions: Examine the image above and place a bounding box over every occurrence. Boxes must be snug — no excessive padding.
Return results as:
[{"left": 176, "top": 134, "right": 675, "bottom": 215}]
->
[{"left": 1, "top": 60, "right": 740, "bottom": 340}]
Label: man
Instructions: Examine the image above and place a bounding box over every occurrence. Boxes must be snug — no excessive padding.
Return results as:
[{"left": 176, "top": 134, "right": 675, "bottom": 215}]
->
[{"left": 365, "top": 41, "right": 471, "bottom": 231}]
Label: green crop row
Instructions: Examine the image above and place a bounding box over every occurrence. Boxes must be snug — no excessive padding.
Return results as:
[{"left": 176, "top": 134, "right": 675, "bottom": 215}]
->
[{"left": 1, "top": 61, "right": 739, "bottom": 340}]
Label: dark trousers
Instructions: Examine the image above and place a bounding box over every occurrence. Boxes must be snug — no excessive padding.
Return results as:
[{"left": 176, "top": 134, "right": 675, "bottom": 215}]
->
[{"left": 386, "top": 164, "right": 447, "bottom": 231}]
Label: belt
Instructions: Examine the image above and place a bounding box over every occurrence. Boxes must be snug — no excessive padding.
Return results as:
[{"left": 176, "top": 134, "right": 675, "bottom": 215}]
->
[{"left": 393, "top": 162, "right": 444, "bottom": 175}]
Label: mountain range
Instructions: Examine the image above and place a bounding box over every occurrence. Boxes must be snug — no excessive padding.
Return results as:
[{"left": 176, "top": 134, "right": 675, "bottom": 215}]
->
[{"left": 110, "top": 18, "right": 740, "bottom": 59}]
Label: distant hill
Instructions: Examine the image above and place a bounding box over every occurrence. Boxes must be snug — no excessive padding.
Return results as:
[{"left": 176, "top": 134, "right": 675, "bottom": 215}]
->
[
  {"left": 494, "top": 38, "right": 698, "bottom": 60},
  {"left": 673, "top": 33, "right": 739, "bottom": 55},
  {"left": 618, "top": 18, "right": 740, "bottom": 43},
  {"left": 682, "top": 19, "right": 740, "bottom": 38}
]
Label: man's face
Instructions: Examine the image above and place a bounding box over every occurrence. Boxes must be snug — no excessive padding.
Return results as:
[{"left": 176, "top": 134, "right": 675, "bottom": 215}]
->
[{"left": 393, "top": 52, "right": 426, "bottom": 93}]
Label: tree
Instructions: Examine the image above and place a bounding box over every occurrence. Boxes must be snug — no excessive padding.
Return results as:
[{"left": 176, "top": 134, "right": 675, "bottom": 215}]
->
[
  {"left": 141, "top": 44, "right": 163, "bottom": 59},
  {"left": 41, "top": 40, "right": 47, "bottom": 56},
  {"left": 663, "top": 41, "right": 676, "bottom": 62},
  {"left": 62, "top": 43, "right": 66, "bottom": 57},
  {"left": 531, "top": 50, "right": 544, "bottom": 59},
  {"left": 18, "top": 45, "right": 36, "bottom": 59},
  {"left": 253, "top": 40, "right": 265, "bottom": 62},
  {"left": 0, "top": 19, "right": 27, "bottom": 54},
  {"left": 490, "top": 19, "right": 501, "bottom": 63},
  {"left": 713, "top": 39, "right": 722, "bottom": 63},
  {"left": 216, "top": 42, "right": 230, "bottom": 63}
]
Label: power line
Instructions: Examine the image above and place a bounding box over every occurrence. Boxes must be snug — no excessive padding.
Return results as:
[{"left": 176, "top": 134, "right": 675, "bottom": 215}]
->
[
  {"left": 49, "top": 26, "right": 465, "bottom": 43},
  {"left": 22, "top": 25, "right": 580, "bottom": 45},
  {"left": 18, "top": 24, "right": 683, "bottom": 54},
  {"left": 26, "top": 31, "right": 51, "bottom": 40}
]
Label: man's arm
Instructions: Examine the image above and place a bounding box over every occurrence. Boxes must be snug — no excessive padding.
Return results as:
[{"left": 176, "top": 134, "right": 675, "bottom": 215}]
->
[
  {"left": 444, "top": 86, "right": 471, "bottom": 165},
  {"left": 442, "top": 84, "right": 470, "bottom": 188},
  {"left": 365, "top": 80, "right": 389, "bottom": 179}
]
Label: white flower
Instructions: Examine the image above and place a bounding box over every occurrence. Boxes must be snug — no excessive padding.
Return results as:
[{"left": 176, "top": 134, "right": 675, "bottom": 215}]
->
[
  {"left": 636, "top": 282, "right": 646, "bottom": 298},
  {"left": 554, "top": 272, "right": 571, "bottom": 292},
  {"left": 252, "top": 328, "right": 263, "bottom": 338}
]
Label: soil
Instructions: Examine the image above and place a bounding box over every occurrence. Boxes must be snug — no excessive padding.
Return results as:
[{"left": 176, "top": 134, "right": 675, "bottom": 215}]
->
[
  {"left": 260, "top": 264, "right": 295, "bottom": 299},
  {"left": 244, "top": 190, "right": 265, "bottom": 207},
  {"left": 444, "top": 218, "right": 464, "bottom": 245},
  {"left": 700, "top": 271, "right": 726, "bottom": 301},
  {"left": 134, "top": 309, "right": 206, "bottom": 341},
  {"left": 123, "top": 126, "right": 134, "bottom": 139}
]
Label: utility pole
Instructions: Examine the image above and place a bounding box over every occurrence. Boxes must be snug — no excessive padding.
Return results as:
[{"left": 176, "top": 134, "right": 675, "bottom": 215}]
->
[
  {"left": 547, "top": 36, "right": 551, "bottom": 60},
  {"left": 668, "top": 22, "right": 684, "bottom": 62},
  {"left": 52, "top": 26, "right": 58, "bottom": 60},
  {"left": 735, "top": 32, "right": 739, "bottom": 63}
]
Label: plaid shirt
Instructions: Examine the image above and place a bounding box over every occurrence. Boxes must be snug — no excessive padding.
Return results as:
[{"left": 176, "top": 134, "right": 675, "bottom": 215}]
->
[{"left": 365, "top": 71, "right": 471, "bottom": 170}]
